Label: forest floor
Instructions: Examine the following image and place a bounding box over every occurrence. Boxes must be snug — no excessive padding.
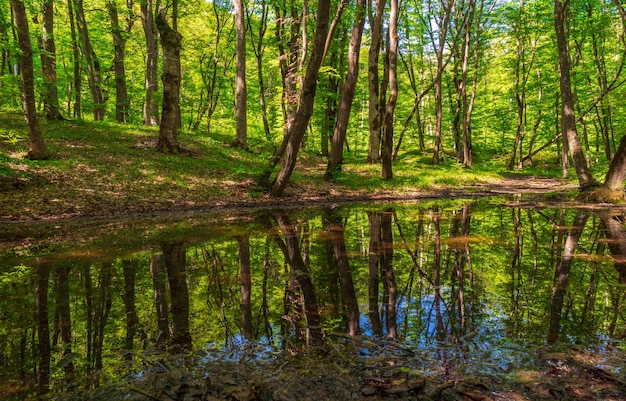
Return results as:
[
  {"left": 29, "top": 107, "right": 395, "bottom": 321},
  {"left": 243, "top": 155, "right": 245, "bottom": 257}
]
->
[
  {"left": 0, "top": 156, "right": 580, "bottom": 223},
  {"left": 0, "top": 113, "right": 594, "bottom": 223}
]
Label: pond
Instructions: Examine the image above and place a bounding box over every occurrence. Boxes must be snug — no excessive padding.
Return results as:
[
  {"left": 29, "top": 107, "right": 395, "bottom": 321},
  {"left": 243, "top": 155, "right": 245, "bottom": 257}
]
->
[{"left": 1, "top": 197, "right": 625, "bottom": 400}]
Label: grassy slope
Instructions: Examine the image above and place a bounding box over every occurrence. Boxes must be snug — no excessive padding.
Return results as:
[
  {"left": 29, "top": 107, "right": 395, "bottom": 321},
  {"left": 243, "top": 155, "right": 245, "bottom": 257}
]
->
[{"left": 0, "top": 112, "right": 580, "bottom": 221}]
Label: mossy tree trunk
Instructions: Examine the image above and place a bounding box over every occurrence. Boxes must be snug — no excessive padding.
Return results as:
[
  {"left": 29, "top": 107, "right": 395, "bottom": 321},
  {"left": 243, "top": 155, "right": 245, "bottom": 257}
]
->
[
  {"left": 156, "top": 9, "right": 182, "bottom": 153},
  {"left": 38, "top": 0, "right": 62, "bottom": 120},
  {"left": 11, "top": 0, "right": 48, "bottom": 160}
]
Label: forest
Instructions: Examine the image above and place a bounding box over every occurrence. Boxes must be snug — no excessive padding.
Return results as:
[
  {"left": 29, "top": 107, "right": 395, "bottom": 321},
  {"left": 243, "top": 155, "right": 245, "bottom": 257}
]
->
[{"left": 2, "top": 0, "right": 626, "bottom": 201}]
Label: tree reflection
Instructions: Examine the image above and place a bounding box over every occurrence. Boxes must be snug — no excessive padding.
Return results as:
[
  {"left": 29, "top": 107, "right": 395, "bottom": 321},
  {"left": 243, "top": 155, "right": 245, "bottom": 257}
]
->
[
  {"left": 324, "top": 207, "right": 360, "bottom": 336},
  {"left": 150, "top": 253, "right": 170, "bottom": 345},
  {"left": 6, "top": 202, "right": 626, "bottom": 400},
  {"left": 53, "top": 262, "right": 73, "bottom": 375},
  {"left": 367, "top": 210, "right": 397, "bottom": 338},
  {"left": 266, "top": 212, "right": 323, "bottom": 348},
  {"left": 547, "top": 211, "right": 589, "bottom": 344},
  {"left": 237, "top": 235, "right": 254, "bottom": 340},
  {"left": 161, "top": 241, "right": 192, "bottom": 351},
  {"left": 599, "top": 212, "right": 626, "bottom": 338},
  {"left": 35, "top": 259, "right": 51, "bottom": 398}
]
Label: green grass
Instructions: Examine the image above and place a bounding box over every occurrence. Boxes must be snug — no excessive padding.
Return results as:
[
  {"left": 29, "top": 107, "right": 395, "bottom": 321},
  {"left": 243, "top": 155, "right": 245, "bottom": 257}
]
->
[{"left": 0, "top": 111, "right": 595, "bottom": 220}]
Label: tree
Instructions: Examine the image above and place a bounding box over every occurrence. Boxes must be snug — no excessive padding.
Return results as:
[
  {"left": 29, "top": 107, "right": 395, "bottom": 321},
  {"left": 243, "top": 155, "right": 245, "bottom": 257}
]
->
[
  {"left": 141, "top": 0, "right": 159, "bottom": 125},
  {"left": 37, "top": 0, "right": 62, "bottom": 120},
  {"left": 593, "top": 134, "right": 626, "bottom": 201},
  {"left": 11, "top": 0, "right": 48, "bottom": 160},
  {"left": 431, "top": 0, "right": 454, "bottom": 165},
  {"left": 367, "top": 0, "right": 386, "bottom": 163},
  {"left": 246, "top": 0, "right": 271, "bottom": 140},
  {"left": 67, "top": 0, "right": 82, "bottom": 118},
  {"left": 156, "top": 4, "right": 183, "bottom": 153},
  {"left": 554, "top": 0, "right": 597, "bottom": 190},
  {"left": 381, "top": 0, "right": 398, "bottom": 180},
  {"left": 233, "top": 0, "right": 247, "bottom": 149},
  {"left": 325, "top": 0, "right": 367, "bottom": 179},
  {"left": 107, "top": 0, "right": 135, "bottom": 123},
  {"left": 74, "top": 0, "right": 105, "bottom": 120},
  {"left": 269, "top": 0, "right": 334, "bottom": 196}
]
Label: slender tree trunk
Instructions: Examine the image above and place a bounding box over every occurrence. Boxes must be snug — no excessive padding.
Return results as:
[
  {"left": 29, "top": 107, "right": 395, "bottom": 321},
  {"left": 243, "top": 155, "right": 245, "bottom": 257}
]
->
[
  {"left": 38, "top": 1, "right": 61, "bottom": 120},
  {"left": 156, "top": 10, "right": 182, "bottom": 153},
  {"left": 367, "top": 0, "right": 386, "bottom": 163},
  {"left": 247, "top": 0, "right": 271, "bottom": 140},
  {"left": 233, "top": 0, "right": 247, "bottom": 148},
  {"left": 554, "top": 0, "right": 598, "bottom": 190},
  {"left": 67, "top": 0, "right": 82, "bottom": 119},
  {"left": 270, "top": 0, "right": 333, "bottom": 196},
  {"left": 432, "top": 0, "right": 453, "bottom": 165},
  {"left": 325, "top": 0, "right": 366, "bottom": 178},
  {"left": 381, "top": 0, "right": 398, "bottom": 180},
  {"left": 11, "top": 0, "right": 48, "bottom": 160},
  {"left": 74, "top": 0, "right": 105, "bottom": 120},
  {"left": 141, "top": 0, "right": 159, "bottom": 125},
  {"left": 107, "top": 0, "right": 133, "bottom": 123}
]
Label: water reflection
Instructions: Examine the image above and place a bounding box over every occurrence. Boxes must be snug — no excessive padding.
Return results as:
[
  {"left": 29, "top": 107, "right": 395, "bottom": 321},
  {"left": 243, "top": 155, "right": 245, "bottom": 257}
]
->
[{"left": 1, "top": 200, "right": 625, "bottom": 398}]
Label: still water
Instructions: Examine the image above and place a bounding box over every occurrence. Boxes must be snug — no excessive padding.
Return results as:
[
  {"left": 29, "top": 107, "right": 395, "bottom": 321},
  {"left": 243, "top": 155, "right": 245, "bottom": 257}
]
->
[{"left": 1, "top": 198, "right": 625, "bottom": 399}]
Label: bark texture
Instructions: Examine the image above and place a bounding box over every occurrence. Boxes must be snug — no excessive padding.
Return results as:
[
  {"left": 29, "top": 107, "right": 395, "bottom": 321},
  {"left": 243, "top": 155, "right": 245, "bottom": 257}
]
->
[
  {"left": 325, "top": 0, "right": 366, "bottom": 178},
  {"left": 270, "top": 0, "right": 332, "bottom": 196},
  {"left": 156, "top": 11, "right": 182, "bottom": 153},
  {"left": 11, "top": 0, "right": 48, "bottom": 159},
  {"left": 141, "top": 0, "right": 159, "bottom": 125},
  {"left": 554, "top": 0, "right": 597, "bottom": 190}
]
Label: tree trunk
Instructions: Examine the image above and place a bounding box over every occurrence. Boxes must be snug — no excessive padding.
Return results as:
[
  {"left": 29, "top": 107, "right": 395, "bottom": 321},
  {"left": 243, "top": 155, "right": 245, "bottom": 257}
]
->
[
  {"left": 592, "top": 134, "right": 626, "bottom": 202},
  {"left": 381, "top": 0, "right": 398, "bottom": 180},
  {"left": 11, "top": 0, "right": 48, "bottom": 160},
  {"left": 367, "top": 0, "right": 386, "bottom": 164},
  {"left": 247, "top": 0, "right": 271, "bottom": 140},
  {"left": 38, "top": 0, "right": 62, "bottom": 120},
  {"left": 67, "top": 0, "right": 82, "bottom": 118},
  {"left": 554, "top": 0, "right": 597, "bottom": 190},
  {"left": 156, "top": 10, "right": 182, "bottom": 153},
  {"left": 432, "top": 0, "right": 453, "bottom": 165},
  {"left": 141, "top": 0, "right": 159, "bottom": 125},
  {"left": 233, "top": 0, "right": 247, "bottom": 149},
  {"left": 325, "top": 0, "right": 366, "bottom": 178},
  {"left": 107, "top": 0, "right": 133, "bottom": 123},
  {"left": 74, "top": 0, "right": 105, "bottom": 120},
  {"left": 270, "top": 0, "right": 332, "bottom": 196}
]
